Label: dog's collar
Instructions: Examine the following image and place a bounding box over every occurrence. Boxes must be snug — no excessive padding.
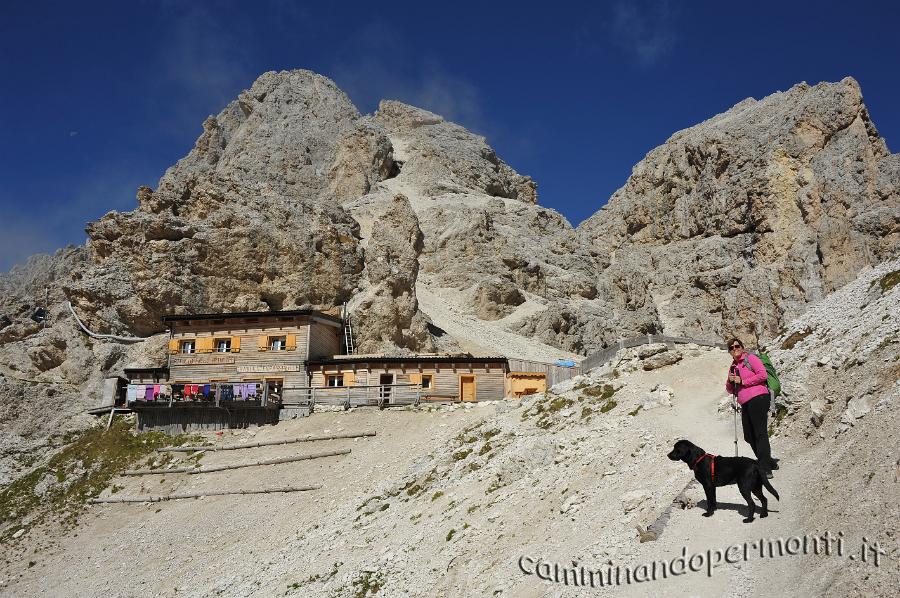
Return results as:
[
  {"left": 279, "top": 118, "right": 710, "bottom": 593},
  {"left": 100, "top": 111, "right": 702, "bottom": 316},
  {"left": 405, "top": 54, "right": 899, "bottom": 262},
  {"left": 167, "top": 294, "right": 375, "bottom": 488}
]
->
[{"left": 692, "top": 453, "right": 716, "bottom": 481}]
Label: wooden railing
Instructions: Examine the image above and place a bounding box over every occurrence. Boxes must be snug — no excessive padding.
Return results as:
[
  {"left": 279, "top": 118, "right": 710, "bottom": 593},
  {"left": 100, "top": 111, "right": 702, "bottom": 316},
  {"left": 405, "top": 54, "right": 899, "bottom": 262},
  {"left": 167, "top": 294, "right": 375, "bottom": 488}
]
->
[{"left": 281, "top": 383, "right": 423, "bottom": 409}]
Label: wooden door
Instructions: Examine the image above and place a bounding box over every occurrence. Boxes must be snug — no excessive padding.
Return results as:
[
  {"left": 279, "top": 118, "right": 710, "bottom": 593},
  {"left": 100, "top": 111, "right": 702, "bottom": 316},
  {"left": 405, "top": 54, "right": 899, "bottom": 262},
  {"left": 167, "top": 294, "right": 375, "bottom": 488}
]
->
[
  {"left": 379, "top": 374, "right": 393, "bottom": 401},
  {"left": 460, "top": 375, "right": 476, "bottom": 402}
]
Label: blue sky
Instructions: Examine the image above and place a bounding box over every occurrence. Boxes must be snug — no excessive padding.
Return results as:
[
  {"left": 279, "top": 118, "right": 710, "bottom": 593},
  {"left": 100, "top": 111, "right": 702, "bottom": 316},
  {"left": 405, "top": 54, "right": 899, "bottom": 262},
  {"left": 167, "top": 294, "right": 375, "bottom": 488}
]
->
[{"left": 1, "top": 0, "right": 899, "bottom": 272}]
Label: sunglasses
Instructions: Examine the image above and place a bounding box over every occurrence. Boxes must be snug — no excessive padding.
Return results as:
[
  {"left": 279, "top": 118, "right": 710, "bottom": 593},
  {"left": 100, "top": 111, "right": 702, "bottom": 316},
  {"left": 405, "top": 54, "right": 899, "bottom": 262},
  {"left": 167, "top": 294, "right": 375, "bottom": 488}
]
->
[{"left": 729, "top": 345, "right": 742, "bottom": 350}]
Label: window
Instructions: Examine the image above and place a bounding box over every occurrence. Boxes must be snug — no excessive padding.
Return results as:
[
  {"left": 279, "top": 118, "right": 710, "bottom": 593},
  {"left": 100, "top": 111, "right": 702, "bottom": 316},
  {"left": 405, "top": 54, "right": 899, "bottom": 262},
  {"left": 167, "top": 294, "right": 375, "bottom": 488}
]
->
[
  {"left": 327, "top": 375, "right": 344, "bottom": 387},
  {"left": 215, "top": 338, "right": 231, "bottom": 353},
  {"left": 421, "top": 374, "right": 433, "bottom": 390},
  {"left": 180, "top": 340, "right": 195, "bottom": 354},
  {"left": 269, "top": 336, "right": 286, "bottom": 351}
]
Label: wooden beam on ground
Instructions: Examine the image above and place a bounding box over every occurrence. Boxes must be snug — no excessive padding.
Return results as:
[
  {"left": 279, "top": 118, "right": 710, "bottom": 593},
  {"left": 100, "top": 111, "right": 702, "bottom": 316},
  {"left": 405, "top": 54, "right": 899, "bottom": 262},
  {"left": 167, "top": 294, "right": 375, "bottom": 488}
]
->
[
  {"left": 89, "top": 485, "right": 322, "bottom": 504},
  {"left": 156, "top": 431, "right": 376, "bottom": 452},
  {"left": 121, "top": 448, "right": 351, "bottom": 476}
]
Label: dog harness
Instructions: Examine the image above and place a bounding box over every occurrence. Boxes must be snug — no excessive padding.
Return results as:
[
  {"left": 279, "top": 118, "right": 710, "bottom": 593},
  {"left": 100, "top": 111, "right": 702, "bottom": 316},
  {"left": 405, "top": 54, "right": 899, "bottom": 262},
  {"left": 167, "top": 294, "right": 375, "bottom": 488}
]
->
[{"left": 692, "top": 453, "right": 716, "bottom": 481}]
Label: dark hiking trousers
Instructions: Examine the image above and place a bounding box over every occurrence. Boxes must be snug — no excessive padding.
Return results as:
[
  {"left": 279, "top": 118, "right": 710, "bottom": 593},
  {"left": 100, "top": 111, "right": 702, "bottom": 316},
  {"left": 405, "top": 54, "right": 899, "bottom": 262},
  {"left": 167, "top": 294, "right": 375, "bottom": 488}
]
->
[{"left": 741, "top": 393, "right": 774, "bottom": 470}]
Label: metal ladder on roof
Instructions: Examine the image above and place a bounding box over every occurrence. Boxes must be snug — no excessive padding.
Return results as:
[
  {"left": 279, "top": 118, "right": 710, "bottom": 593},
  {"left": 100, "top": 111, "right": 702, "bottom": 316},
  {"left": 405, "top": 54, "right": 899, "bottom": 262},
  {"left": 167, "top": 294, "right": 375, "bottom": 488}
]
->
[{"left": 341, "top": 303, "right": 355, "bottom": 355}]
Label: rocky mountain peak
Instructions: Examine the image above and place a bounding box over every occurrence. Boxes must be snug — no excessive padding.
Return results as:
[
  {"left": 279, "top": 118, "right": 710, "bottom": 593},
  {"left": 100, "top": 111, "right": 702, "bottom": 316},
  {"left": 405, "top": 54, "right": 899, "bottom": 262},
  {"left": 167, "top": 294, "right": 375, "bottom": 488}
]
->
[{"left": 578, "top": 76, "right": 899, "bottom": 346}]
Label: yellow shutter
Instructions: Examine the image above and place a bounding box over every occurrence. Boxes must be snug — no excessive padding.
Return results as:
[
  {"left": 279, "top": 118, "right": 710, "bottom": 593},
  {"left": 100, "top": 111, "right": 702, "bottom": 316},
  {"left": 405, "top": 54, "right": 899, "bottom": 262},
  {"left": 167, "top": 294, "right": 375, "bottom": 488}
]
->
[
  {"left": 286, "top": 334, "right": 297, "bottom": 351},
  {"left": 168, "top": 339, "right": 179, "bottom": 355},
  {"left": 231, "top": 336, "right": 241, "bottom": 353},
  {"left": 409, "top": 373, "right": 422, "bottom": 385},
  {"left": 197, "top": 338, "right": 209, "bottom": 353},
  {"left": 258, "top": 335, "right": 268, "bottom": 351},
  {"left": 344, "top": 372, "right": 355, "bottom": 386}
]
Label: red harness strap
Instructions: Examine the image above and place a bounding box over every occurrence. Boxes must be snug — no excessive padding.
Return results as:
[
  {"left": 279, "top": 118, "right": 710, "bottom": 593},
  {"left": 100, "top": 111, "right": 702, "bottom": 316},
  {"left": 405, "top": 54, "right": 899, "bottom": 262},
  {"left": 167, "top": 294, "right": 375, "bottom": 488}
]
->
[{"left": 692, "top": 453, "right": 716, "bottom": 481}]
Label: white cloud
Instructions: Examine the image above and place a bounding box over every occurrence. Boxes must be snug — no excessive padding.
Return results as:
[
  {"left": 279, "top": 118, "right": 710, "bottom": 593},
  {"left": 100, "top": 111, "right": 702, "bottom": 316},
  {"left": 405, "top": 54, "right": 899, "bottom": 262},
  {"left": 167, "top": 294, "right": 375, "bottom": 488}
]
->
[
  {"left": 327, "top": 21, "right": 490, "bottom": 136},
  {"left": 154, "top": 5, "right": 255, "bottom": 134},
  {"left": 0, "top": 170, "right": 141, "bottom": 272},
  {"left": 608, "top": 0, "right": 679, "bottom": 67}
]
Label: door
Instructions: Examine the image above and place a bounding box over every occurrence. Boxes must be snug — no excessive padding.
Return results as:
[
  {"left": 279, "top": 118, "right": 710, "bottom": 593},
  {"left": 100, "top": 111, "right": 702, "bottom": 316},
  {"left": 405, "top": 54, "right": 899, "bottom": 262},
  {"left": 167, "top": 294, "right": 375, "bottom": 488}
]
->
[
  {"left": 379, "top": 374, "right": 394, "bottom": 403},
  {"left": 460, "top": 375, "right": 476, "bottom": 402}
]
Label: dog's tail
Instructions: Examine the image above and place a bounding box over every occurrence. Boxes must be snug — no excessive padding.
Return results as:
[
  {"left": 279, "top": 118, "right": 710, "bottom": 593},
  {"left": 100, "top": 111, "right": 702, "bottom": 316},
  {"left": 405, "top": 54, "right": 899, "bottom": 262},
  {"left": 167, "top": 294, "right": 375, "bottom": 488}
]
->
[{"left": 759, "top": 466, "right": 780, "bottom": 500}]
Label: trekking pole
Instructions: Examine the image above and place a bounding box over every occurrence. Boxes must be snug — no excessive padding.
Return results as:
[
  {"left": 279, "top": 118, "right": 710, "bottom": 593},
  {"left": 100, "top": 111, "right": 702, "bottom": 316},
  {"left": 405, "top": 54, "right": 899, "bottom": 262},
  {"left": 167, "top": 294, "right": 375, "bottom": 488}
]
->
[
  {"left": 730, "top": 365, "right": 739, "bottom": 456},
  {"left": 732, "top": 391, "right": 739, "bottom": 457}
]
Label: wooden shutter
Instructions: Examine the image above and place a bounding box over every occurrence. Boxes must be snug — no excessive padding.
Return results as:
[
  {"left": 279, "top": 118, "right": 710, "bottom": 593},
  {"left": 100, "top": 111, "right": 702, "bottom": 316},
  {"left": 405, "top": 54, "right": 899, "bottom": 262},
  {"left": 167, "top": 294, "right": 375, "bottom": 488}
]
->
[
  {"left": 409, "top": 373, "right": 422, "bottom": 385},
  {"left": 199, "top": 338, "right": 213, "bottom": 353},
  {"left": 168, "top": 339, "right": 179, "bottom": 355},
  {"left": 344, "top": 372, "right": 355, "bottom": 387},
  {"left": 286, "top": 334, "right": 297, "bottom": 351},
  {"left": 231, "top": 336, "right": 241, "bottom": 353},
  {"left": 258, "top": 336, "right": 268, "bottom": 351}
]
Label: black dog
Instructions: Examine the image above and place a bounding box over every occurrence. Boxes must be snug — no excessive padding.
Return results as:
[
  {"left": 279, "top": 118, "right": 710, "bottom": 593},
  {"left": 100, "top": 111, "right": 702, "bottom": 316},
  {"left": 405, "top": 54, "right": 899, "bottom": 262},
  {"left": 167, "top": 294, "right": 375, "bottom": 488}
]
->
[{"left": 667, "top": 439, "right": 779, "bottom": 523}]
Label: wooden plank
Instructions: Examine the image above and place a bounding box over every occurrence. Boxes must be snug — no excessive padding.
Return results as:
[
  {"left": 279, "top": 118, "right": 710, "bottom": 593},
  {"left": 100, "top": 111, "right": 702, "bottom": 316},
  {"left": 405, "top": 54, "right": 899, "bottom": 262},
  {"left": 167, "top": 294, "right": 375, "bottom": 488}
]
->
[
  {"left": 157, "top": 431, "right": 376, "bottom": 452},
  {"left": 89, "top": 485, "right": 321, "bottom": 504},
  {"left": 122, "top": 448, "right": 351, "bottom": 476}
]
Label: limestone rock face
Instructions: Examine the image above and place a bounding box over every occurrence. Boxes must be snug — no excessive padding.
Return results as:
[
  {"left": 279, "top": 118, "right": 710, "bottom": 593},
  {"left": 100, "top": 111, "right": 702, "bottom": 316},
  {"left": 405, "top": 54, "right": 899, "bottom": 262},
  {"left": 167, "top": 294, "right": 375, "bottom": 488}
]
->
[
  {"left": 343, "top": 100, "right": 660, "bottom": 354},
  {"left": 373, "top": 101, "right": 537, "bottom": 202},
  {"left": 470, "top": 280, "right": 526, "bottom": 321},
  {"left": 579, "top": 78, "right": 900, "bottom": 346},
  {"left": 351, "top": 195, "right": 435, "bottom": 354},
  {"left": 65, "top": 70, "right": 370, "bottom": 336}
]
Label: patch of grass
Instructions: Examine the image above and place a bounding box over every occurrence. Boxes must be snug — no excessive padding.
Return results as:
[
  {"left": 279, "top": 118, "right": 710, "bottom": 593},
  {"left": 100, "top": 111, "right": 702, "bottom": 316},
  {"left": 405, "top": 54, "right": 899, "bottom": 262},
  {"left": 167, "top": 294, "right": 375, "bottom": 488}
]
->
[
  {"left": 486, "top": 477, "right": 504, "bottom": 495},
  {"left": 430, "top": 491, "right": 444, "bottom": 502},
  {"left": 580, "top": 406, "right": 593, "bottom": 420},
  {"left": 466, "top": 504, "right": 479, "bottom": 514},
  {"left": 403, "top": 469, "right": 436, "bottom": 499},
  {"left": 477, "top": 442, "right": 492, "bottom": 456},
  {"left": 446, "top": 528, "right": 456, "bottom": 541},
  {"left": 378, "top": 503, "right": 389, "bottom": 512},
  {"left": 875, "top": 335, "right": 896, "bottom": 352},
  {"left": 876, "top": 270, "right": 900, "bottom": 294},
  {"left": 465, "top": 462, "right": 481, "bottom": 473},
  {"left": 350, "top": 570, "right": 384, "bottom": 598},
  {"left": 546, "top": 396, "right": 574, "bottom": 412},
  {"left": 296, "top": 561, "right": 342, "bottom": 590},
  {"left": 583, "top": 384, "right": 617, "bottom": 401},
  {"left": 781, "top": 327, "right": 813, "bottom": 350},
  {"left": 628, "top": 405, "right": 642, "bottom": 417},
  {"left": 599, "top": 399, "right": 617, "bottom": 413},
  {"left": 454, "top": 422, "right": 485, "bottom": 444},
  {"left": 482, "top": 428, "right": 501, "bottom": 441},
  {"left": 452, "top": 449, "right": 472, "bottom": 461},
  {"left": 768, "top": 405, "right": 788, "bottom": 437},
  {"left": 0, "top": 418, "right": 199, "bottom": 541},
  {"left": 357, "top": 494, "right": 383, "bottom": 511}
]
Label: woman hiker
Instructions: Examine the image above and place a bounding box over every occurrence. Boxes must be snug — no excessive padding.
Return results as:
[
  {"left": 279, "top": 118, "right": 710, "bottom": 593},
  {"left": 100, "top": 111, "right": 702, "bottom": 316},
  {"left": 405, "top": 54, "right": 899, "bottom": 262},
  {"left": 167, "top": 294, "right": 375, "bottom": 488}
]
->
[{"left": 725, "top": 337, "right": 778, "bottom": 478}]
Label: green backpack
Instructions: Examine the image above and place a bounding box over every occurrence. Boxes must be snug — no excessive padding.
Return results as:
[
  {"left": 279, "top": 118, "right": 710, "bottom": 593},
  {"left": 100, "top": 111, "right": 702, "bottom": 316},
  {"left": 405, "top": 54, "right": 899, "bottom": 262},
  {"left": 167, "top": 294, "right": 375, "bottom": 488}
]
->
[{"left": 744, "top": 352, "right": 782, "bottom": 398}]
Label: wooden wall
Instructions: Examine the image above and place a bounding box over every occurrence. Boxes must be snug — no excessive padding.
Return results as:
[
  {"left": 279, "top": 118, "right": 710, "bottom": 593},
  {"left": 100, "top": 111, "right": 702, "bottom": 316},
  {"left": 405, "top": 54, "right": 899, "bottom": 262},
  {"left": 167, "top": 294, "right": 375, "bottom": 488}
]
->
[
  {"left": 308, "top": 318, "right": 342, "bottom": 359},
  {"left": 507, "top": 372, "right": 547, "bottom": 397},
  {"left": 167, "top": 316, "right": 313, "bottom": 397},
  {"left": 135, "top": 404, "right": 279, "bottom": 433},
  {"left": 308, "top": 361, "right": 507, "bottom": 401}
]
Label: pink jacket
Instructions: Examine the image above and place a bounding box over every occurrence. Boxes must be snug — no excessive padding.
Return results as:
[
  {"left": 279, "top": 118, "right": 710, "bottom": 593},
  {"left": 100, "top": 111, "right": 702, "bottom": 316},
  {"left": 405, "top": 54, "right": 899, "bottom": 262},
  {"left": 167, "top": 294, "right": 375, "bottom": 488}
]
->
[{"left": 725, "top": 352, "right": 769, "bottom": 405}]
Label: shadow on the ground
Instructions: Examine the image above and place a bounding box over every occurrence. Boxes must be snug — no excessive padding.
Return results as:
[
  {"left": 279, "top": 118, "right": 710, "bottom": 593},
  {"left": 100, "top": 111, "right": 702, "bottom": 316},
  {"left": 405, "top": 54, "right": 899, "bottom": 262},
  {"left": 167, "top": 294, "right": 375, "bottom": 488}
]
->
[{"left": 696, "top": 500, "right": 781, "bottom": 516}]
